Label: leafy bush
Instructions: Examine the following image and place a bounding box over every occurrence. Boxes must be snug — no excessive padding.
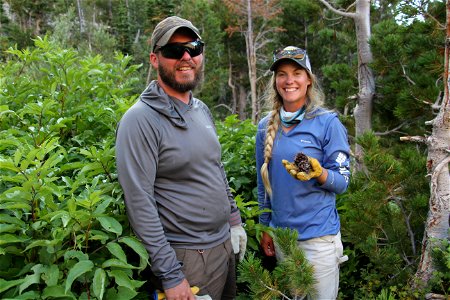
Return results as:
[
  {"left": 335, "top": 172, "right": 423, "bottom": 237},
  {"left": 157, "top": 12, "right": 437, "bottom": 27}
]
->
[
  {"left": 0, "top": 36, "right": 147, "bottom": 299},
  {"left": 216, "top": 115, "right": 267, "bottom": 252}
]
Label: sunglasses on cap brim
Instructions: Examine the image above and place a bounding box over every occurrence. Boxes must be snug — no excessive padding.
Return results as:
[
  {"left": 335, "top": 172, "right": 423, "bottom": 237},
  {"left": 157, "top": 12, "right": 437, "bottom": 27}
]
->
[
  {"left": 156, "top": 40, "right": 204, "bottom": 59},
  {"left": 273, "top": 47, "right": 307, "bottom": 61}
]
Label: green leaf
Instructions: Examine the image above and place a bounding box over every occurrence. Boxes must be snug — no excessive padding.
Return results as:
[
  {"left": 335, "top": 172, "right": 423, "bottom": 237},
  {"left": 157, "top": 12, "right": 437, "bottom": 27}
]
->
[
  {"left": 93, "top": 196, "right": 113, "bottom": 215},
  {"left": 89, "top": 230, "right": 110, "bottom": 244},
  {"left": 0, "top": 234, "right": 29, "bottom": 245},
  {"left": 67, "top": 197, "right": 76, "bottom": 214},
  {"left": 119, "top": 236, "right": 150, "bottom": 271},
  {"left": 92, "top": 268, "right": 106, "bottom": 300},
  {"left": 105, "top": 286, "right": 138, "bottom": 300},
  {"left": 0, "top": 214, "right": 26, "bottom": 226},
  {"left": 106, "top": 242, "right": 127, "bottom": 263},
  {"left": 107, "top": 270, "right": 145, "bottom": 290},
  {"left": 0, "top": 202, "right": 31, "bottom": 211},
  {"left": 101, "top": 259, "right": 137, "bottom": 269},
  {"left": 0, "top": 159, "right": 19, "bottom": 172},
  {"left": 24, "top": 239, "right": 60, "bottom": 251},
  {"left": 3, "top": 290, "right": 40, "bottom": 299},
  {"left": 42, "top": 264, "right": 59, "bottom": 286},
  {"left": 49, "top": 211, "right": 71, "bottom": 228},
  {"left": 64, "top": 260, "right": 94, "bottom": 294},
  {"left": 19, "top": 271, "right": 41, "bottom": 294},
  {"left": 97, "top": 216, "right": 122, "bottom": 235},
  {"left": 0, "top": 278, "right": 25, "bottom": 293},
  {"left": 42, "top": 285, "right": 76, "bottom": 299},
  {"left": 0, "top": 224, "right": 21, "bottom": 233},
  {"left": 64, "top": 250, "right": 89, "bottom": 262},
  {"left": 14, "top": 149, "right": 22, "bottom": 167}
]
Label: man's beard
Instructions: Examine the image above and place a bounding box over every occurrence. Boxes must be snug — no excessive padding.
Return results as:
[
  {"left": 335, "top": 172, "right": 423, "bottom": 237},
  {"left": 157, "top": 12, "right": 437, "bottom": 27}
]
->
[{"left": 158, "top": 63, "right": 203, "bottom": 93}]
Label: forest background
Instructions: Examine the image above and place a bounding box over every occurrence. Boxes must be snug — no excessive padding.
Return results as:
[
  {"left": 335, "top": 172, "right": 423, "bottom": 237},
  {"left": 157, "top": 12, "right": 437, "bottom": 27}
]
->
[{"left": 0, "top": 0, "right": 449, "bottom": 299}]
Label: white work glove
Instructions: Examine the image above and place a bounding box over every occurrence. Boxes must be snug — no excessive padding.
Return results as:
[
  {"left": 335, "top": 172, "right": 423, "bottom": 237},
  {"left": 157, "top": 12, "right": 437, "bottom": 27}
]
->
[
  {"left": 195, "top": 296, "right": 212, "bottom": 300},
  {"left": 230, "top": 224, "right": 247, "bottom": 261}
]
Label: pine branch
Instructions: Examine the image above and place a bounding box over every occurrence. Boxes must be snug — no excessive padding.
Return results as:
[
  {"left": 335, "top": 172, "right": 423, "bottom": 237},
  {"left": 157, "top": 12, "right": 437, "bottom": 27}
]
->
[{"left": 239, "top": 228, "right": 316, "bottom": 299}]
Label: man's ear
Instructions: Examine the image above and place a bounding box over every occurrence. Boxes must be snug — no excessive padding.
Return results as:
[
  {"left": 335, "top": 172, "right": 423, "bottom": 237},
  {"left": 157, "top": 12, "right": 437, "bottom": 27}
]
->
[{"left": 149, "top": 53, "right": 158, "bottom": 69}]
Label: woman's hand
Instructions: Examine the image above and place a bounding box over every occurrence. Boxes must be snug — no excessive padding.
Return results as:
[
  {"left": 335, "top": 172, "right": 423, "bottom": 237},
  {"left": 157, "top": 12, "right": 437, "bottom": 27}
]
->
[{"left": 260, "top": 231, "right": 275, "bottom": 257}]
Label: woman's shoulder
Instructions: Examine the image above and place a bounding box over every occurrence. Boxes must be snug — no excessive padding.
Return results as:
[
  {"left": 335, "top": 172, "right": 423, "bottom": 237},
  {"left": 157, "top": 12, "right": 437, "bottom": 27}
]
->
[
  {"left": 308, "top": 107, "right": 339, "bottom": 121},
  {"left": 257, "top": 112, "right": 272, "bottom": 128}
]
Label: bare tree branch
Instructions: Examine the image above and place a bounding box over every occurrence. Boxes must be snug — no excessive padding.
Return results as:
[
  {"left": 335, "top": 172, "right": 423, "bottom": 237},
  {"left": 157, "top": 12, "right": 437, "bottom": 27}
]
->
[
  {"left": 214, "top": 103, "right": 234, "bottom": 113},
  {"left": 400, "top": 63, "right": 417, "bottom": 86},
  {"left": 317, "top": 0, "right": 356, "bottom": 19},
  {"left": 399, "top": 136, "right": 427, "bottom": 143},
  {"left": 375, "top": 121, "right": 409, "bottom": 136}
]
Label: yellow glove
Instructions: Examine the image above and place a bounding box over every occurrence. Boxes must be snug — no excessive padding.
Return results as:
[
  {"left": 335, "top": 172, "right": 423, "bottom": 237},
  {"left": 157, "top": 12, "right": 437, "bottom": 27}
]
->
[
  {"left": 282, "top": 155, "right": 323, "bottom": 181},
  {"left": 157, "top": 286, "right": 200, "bottom": 299}
]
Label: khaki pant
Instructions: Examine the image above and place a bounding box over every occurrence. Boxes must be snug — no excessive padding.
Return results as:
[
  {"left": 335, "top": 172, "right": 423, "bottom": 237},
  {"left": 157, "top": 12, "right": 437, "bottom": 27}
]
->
[
  {"left": 297, "top": 232, "right": 347, "bottom": 300},
  {"left": 174, "top": 238, "right": 236, "bottom": 300}
]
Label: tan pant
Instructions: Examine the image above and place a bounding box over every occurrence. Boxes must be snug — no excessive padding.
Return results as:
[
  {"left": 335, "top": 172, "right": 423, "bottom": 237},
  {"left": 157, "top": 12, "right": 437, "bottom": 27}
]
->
[
  {"left": 297, "top": 232, "right": 347, "bottom": 300},
  {"left": 174, "top": 238, "right": 236, "bottom": 300}
]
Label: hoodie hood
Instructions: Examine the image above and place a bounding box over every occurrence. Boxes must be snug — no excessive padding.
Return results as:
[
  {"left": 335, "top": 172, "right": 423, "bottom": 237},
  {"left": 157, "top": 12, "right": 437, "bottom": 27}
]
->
[{"left": 139, "top": 80, "right": 189, "bottom": 129}]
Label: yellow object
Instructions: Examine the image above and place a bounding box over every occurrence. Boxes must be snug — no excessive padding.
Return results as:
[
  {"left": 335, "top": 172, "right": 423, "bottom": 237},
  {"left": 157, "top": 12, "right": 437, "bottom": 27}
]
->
[{"left": 157, "top": 286, "right": 200, "bottom": 299}]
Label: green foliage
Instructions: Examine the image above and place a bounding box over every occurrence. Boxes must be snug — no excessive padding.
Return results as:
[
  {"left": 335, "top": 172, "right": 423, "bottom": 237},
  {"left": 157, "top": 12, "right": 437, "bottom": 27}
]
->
[
  {"left": 0, "top": 37, "right": 148, "bottom": 299},
  {"left": 321, "top": 63, "right": 356, "bottom": 110},
  {"left": 49, "top": 7, "right": 119, "bottom": 62},
  {"left": 216, "top": 115, "right": 266, "bottom": 252},
  {"left": 428, "top": 237, "right": 450, "bottom": 295},
  {"left": 338, "top": 132, "right": 430, "bottom": 298},
  {"left": 370, "top": 17, "right": 443, "bottom": 136},
  {"left": 0, "top": 1, "right": 447, "bottom": 298},
  {"left": 217, "top": 115, "right": 257, "bottom": 200},
  {"left": 238, "top": 227, "right": 315, "bottom": 299}
]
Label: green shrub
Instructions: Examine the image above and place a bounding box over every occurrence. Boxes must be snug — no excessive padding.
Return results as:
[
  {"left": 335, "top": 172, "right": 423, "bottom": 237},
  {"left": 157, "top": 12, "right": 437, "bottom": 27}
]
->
[{"left": 0, "top": 36, "right": 147, "bottom": 299}]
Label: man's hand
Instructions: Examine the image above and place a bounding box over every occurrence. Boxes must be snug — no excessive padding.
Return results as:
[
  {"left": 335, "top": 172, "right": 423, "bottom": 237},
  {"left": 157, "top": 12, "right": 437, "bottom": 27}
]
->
[
  {"left": 164, "top": 279, "right": 195, "bottom": 300},
  {"left": 282, "top": 156, "right": 323, "bottom": 181},
  {"left": 260, "top": 231, "right": 275, "bottom": 257},
  {"left": 231, "top": 224, "right": 247, "bottom": 261}
]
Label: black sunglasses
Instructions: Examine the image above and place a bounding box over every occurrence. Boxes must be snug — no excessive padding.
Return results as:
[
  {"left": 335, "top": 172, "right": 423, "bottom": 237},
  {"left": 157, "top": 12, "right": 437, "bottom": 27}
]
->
[{"left": 157, "top": 40, "right": 204, "bottom": 59}]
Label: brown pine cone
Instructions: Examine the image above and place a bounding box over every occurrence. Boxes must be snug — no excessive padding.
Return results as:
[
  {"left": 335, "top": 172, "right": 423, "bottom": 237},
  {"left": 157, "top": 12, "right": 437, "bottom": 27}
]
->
[{"left": 294, "top": 152, "right": 312, "bottom": 173}]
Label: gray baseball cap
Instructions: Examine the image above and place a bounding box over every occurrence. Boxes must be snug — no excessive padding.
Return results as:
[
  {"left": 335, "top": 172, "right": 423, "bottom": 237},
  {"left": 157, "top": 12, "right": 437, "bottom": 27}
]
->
[
  {"left": 151, "top": 16, "right": 202, "bottom": 51},
  {"left": 270, "top": 46, "right": 312, "bottom": 74}
]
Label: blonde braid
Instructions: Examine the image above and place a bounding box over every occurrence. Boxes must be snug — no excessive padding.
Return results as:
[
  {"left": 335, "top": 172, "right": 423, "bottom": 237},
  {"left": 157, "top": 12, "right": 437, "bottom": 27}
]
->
[{"left": 260, "top": 103, "right": 282, "bottom": 197}]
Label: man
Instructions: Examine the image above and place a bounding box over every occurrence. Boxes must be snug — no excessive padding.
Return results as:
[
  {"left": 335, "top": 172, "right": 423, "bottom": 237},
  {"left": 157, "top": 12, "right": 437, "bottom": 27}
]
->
[{"left": 115, "top": 16, "right": 247, "bottom": 300}]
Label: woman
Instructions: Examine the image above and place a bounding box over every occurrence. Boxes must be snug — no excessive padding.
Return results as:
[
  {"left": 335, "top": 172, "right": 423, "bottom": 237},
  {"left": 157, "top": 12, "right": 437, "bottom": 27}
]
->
[{"left": 256, "top": 46, "right": 351, "bottom": 299}]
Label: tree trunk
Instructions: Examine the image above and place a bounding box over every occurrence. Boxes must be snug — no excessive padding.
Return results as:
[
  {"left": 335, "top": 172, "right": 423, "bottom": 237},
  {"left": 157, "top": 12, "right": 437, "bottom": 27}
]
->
[
  {"left": 76, "top": 0, "right": 86, "bottom": 33},
  {"left": 228, "top": 60, "right": 238, "bottom": 114},
  {"left": 318, "top": 0, "right": 375, "bottom": 170},
  {"left": 238, "top": 82, "right": 248, "bottom": 120},
  {"left": 412, "top": 0, "right": 450, "bottom": 288},
  {"left": 245, "top": 0, "right": 259, "bottom": 123},
  {"left": 353, "top": 0, "right": 375, "bottom": 167}
]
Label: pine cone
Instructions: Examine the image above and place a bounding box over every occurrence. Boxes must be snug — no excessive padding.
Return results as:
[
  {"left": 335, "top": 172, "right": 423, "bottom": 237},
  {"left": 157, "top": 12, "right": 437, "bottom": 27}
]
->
[{"left": 294, "top": 152, "right": 312, "bottom": 173}]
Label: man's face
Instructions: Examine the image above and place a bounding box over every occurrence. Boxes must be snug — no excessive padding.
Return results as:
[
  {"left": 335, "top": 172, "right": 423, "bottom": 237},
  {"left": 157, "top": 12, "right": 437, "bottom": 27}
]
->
[{"left": 154, "top": 31, "right": 203, "bottom": 93}]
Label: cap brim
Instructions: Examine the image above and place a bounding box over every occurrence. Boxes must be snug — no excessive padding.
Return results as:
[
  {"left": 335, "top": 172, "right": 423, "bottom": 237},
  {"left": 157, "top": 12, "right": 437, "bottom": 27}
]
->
[
  {"left": 270, "top": 58, "right": 311, "bottom": 74},
  {"left": 155, "top": 26, "right": 201, "bottom": 49}
]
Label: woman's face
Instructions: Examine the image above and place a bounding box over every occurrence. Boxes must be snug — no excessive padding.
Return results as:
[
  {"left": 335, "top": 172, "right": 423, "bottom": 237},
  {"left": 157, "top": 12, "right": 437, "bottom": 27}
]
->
[{"left": 275, "top": 61, "right": 311, "bottom": 112}]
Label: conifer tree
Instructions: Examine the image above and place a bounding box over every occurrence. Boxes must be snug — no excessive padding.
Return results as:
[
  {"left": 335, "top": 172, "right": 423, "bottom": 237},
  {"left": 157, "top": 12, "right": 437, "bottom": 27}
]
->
[{"left": 238, "top": 227, "right": 316, "bottom": 299}]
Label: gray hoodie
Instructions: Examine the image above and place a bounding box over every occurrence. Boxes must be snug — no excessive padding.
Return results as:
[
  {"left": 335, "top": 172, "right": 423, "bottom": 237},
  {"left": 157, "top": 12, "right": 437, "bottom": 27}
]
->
[{"left": 115, "top": 80, "right": 241, "bottom": 289}]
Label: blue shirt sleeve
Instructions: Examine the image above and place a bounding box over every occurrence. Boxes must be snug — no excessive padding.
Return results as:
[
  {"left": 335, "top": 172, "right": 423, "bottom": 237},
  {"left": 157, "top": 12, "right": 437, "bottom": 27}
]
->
[{"left": 318, "top": 115, "right": 351, "bottom": 194}]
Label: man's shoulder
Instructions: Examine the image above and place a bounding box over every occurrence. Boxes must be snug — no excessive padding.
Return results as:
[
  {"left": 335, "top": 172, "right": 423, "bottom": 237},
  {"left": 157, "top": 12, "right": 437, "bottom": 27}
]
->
[{"left": 121, "top": 100, "right": 162, "bottom": 124}]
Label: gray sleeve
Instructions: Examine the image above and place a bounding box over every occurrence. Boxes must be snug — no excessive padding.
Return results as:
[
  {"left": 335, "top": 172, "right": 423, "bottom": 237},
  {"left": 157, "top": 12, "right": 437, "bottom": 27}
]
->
[{"left": 115, "top": 106, "right": 184, "bottom": 289}]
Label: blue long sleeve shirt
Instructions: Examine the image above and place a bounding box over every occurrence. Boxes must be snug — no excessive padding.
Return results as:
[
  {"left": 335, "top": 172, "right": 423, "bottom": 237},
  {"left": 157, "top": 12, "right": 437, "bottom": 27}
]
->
[{"left": 256, "top": 109, "right": 351, "bottom": 241}]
